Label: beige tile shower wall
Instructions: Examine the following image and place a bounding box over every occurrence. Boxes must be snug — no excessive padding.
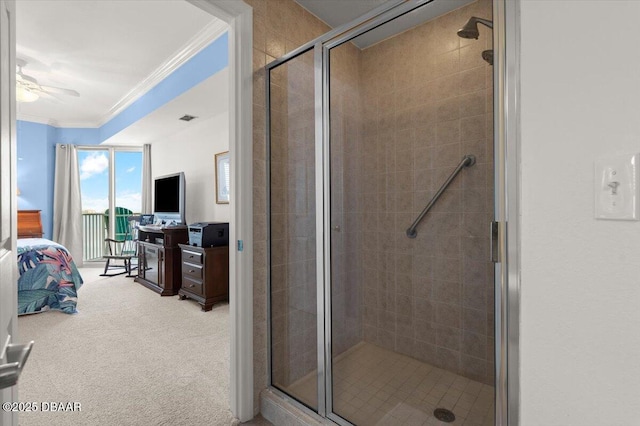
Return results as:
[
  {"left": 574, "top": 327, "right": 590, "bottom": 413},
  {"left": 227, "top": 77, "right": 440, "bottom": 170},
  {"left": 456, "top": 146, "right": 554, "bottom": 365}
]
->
[
  {"left": 247, "top": 0, "right": 331, "bottom": 414},
  {"left": 250, "top": 0, "right": 495, "bottom": 415},
  {"left": 269, "top": 49, "right": 318, "bottom": 391},
  {"left": 268, "top": 32, "right": 318, "bottom": 399},
  {"left": 268, "top": 25, "right": 364, "bottom": 392},
  {"left": 357, "top": 0, "right": 495, "bottom": 385},
  {"left": 329, "top": 42, "right": 364, "bottom": 357}
]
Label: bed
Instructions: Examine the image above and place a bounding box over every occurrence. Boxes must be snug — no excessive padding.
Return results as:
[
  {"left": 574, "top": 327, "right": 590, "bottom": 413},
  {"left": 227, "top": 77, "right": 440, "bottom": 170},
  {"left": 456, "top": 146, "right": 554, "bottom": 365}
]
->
[{"left": 17, "top": 210, "right": 84, "bottom": 315}]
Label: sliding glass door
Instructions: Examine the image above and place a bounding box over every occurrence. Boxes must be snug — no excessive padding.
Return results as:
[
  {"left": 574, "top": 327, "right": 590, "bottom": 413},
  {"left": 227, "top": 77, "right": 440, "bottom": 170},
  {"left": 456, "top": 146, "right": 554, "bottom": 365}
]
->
[{"left": 78, "top": 147, "right": 142, "bottom": 261}]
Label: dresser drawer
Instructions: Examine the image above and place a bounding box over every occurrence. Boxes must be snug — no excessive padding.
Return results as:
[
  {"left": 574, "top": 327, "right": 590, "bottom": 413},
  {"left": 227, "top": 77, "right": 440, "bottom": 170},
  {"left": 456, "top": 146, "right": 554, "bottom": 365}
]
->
[
  {"left": 182, "top": 249, "right": 203, "bottom": 264},
  {"left": 183, "top": 262, "right": 203, "bottom": 280},
  {"left": 178, "top": 243, "right": 229, "bottom": 312},
  {"left": 181, "top": 276, "right": 203, "bottom": 295}
]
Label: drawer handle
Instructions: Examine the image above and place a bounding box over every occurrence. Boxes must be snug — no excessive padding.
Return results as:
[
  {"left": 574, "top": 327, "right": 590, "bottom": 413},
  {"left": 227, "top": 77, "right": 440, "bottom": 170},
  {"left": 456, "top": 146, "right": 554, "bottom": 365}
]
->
[
  {"left": 187, "top": 284, "right": 195, "bottom": 288},
  {"left": 189, "top": 269, "right": 195, "bottom": 273}
]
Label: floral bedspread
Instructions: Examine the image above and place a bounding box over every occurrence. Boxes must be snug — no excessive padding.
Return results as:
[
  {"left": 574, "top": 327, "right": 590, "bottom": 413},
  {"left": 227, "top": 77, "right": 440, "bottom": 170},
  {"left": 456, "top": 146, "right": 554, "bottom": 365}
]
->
[{"left": 17, "top": 238, "right": 84, "bottom": 315}]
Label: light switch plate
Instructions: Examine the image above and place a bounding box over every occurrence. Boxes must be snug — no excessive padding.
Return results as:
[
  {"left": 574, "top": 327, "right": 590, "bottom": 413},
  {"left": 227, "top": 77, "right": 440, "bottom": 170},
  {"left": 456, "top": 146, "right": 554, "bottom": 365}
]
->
[{"left": 595, "top": 153, "right": 640, "bottom": 220}]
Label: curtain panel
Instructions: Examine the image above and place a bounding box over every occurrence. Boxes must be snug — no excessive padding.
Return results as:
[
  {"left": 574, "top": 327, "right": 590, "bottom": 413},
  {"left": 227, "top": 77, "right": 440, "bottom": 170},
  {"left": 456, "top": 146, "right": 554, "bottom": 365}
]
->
[
  {"left": 141, "top": 144, "right": 152, "bottom": 214},
  {"left": 52, "top": 144, "right": 83, "bottom": 267}
]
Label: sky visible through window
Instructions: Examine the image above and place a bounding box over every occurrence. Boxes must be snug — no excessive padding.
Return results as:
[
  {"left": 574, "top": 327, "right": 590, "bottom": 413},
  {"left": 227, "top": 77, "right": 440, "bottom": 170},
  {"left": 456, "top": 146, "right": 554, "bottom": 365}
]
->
[{"left": 78, "top": 150, "right": 142, "bottom": 214}]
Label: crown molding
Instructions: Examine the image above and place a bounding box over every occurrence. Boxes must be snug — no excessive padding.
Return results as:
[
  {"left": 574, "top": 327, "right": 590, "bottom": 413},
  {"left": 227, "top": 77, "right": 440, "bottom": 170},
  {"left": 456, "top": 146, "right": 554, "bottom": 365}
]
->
[
  {"left": 17, "top": 19, "right": 227, "bottom": 130},
  {"left": 97, "top": 18, "right": 228, "bottom": 127},
  {"left": 16, "top": 113, "right": 58, "bottom": 127},
  {"left": 51, "top": 120, "right": 100, "bottom": 128},
  {"left": 16, "top": 112, "right": 102, "bottom": 128}
]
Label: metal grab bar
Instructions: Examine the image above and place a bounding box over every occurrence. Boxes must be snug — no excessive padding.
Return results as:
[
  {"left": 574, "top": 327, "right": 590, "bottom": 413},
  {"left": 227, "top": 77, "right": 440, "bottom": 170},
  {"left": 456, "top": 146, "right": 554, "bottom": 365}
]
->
[{"left": 406, "top": 154, "right": 476, "bottom": 238}]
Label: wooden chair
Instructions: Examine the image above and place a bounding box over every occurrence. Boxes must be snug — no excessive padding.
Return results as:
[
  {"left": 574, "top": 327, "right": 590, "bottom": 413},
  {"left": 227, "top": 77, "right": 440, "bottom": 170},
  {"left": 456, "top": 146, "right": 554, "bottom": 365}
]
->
[{"left": 101, "top": 209, "right": 139, "bottom": 277}]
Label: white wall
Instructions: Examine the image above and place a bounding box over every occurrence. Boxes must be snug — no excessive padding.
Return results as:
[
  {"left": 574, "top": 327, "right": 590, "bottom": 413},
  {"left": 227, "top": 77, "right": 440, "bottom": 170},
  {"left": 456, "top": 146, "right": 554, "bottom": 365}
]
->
[
  {"left": 151, "top": 112, "right": 230, "bottom": 224},
  {"left": 520, "top": 1, "right": 640, "bottom": 424}
]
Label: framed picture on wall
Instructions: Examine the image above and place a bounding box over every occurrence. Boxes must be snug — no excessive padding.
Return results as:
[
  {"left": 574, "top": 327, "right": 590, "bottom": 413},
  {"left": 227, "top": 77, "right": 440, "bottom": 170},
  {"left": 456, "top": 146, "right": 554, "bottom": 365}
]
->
[{"left": 215, "top": 151, "right": 230, "bottom": 204}]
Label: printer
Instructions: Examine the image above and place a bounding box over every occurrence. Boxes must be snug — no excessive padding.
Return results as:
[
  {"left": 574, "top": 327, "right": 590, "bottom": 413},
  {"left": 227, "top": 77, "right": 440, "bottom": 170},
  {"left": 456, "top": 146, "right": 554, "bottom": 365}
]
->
[{"left": 188, "top": 222, "right": 229, "bottom": 247}]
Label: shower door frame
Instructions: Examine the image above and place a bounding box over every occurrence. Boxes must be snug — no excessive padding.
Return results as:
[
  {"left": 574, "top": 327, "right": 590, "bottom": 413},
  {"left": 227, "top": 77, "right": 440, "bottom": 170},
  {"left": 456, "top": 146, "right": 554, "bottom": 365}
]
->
[
  {"left": 265, "top": 1, "right": 407, "bottom": 418},
  {"left": 493, "top": 1, "right": 520, "bottom": 425},
  {"left": 265, "top": 0, "right": 520, "bottom": 425},
  {"left": 319, "top": 2, "right": 442, "bottom": 424}
]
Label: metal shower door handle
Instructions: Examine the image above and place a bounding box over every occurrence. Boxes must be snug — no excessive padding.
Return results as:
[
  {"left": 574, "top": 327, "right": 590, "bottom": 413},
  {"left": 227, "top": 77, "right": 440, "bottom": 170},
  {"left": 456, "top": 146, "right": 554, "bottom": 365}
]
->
[
  {"left": 0, "top": 341, "right": 34, "bottom": 389},
  {"left": 490, "top": 221, "right": 500, "bottom": 263}
]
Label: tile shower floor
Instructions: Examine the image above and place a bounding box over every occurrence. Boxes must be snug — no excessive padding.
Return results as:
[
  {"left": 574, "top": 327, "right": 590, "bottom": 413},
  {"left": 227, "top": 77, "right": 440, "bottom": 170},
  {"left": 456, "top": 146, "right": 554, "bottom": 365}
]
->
[{"left": 287, "top": 342, "right": 494, "bottom": 426}]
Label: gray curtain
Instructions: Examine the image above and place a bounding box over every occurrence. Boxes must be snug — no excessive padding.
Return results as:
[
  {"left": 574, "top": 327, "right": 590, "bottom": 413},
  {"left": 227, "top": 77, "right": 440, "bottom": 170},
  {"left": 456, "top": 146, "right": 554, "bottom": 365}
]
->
[
  {"left": 141, "top": 144, "right": 152, "bottom": 214},
  {"left": 53, "top": 144, "right": 83, "bottom": 267}
]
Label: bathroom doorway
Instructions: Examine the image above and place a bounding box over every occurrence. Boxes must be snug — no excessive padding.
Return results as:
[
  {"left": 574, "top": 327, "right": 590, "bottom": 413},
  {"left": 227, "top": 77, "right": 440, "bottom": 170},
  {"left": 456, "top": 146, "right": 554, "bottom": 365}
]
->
[{"left": 267, "top": 0, "right": 506, "bottom": 424}]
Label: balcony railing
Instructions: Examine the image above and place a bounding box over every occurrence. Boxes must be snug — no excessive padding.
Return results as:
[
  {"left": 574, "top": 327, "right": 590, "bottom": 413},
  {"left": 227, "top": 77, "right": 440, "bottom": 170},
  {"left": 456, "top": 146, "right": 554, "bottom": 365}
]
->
[
  {"left": 82, "top": 212, "right": 139, "bottom": 262},
  {"left": 83, "top": 213, "right": 105, "bottom": 262}
]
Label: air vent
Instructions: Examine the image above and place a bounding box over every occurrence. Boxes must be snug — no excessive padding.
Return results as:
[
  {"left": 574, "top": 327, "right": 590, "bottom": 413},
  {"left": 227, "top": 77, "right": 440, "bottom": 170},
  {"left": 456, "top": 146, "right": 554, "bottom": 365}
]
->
[{"left": 179, "top": 114, "right": 197, "bottom": 121}]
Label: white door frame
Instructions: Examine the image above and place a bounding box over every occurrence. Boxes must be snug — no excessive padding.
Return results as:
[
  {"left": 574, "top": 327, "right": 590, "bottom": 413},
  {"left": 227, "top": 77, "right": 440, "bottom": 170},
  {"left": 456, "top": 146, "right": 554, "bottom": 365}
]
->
[
  {"left": 187, "top": 1, "right": 254, "bottom": 422},
  {"left": 3, "top": 0, "right": 253, "bottom": 422},
  {"left": 0, "top": 0, "right": 18, "bottom": 425}
]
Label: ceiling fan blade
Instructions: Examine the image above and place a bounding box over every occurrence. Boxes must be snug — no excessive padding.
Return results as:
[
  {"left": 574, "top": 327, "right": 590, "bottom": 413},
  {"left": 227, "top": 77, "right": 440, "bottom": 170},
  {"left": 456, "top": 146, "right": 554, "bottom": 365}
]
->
[
  {"left": 39, "top": 85, "right": 80, "bottom": 97},
  {"left": 36, "top": 90, "right": 63, "bottom": 103},
  {"left": 17, "top": 71, "right": 38, "bottom": 85}
]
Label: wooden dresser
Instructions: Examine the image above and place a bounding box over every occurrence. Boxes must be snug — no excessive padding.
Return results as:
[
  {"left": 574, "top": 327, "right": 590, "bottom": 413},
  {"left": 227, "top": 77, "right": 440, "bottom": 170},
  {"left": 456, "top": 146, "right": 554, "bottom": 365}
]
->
[
  {"left": 178, "top": 244, "right": 229, "bottom": 311},
  {"left": 17, "top": 210, "right": 44, "bottom": 238}
]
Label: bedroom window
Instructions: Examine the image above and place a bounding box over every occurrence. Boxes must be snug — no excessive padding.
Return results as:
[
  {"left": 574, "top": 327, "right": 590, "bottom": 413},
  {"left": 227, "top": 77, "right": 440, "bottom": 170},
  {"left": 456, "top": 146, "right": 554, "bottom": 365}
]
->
[{"left": 78, "top": 147, "right": 143, "bottom": 262}]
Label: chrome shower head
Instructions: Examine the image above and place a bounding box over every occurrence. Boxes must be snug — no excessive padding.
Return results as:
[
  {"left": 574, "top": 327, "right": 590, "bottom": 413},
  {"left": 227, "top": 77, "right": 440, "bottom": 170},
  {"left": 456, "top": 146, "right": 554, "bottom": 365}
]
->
[
  {"left": 457, "top": 17, "right": 493, "bottom": 39},
  {"left": 482, "top": 49, "right": 493, "bottom": 65}
]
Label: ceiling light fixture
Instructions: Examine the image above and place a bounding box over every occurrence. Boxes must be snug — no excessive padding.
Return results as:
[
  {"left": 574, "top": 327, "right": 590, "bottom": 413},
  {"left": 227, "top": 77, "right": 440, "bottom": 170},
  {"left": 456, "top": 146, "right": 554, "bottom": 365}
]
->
[
  {"left": 15, "top": 59, "right": 78, "bottom": 103},
  {"left": 16, "top": 85, "right": 39, "bottom": 103}
]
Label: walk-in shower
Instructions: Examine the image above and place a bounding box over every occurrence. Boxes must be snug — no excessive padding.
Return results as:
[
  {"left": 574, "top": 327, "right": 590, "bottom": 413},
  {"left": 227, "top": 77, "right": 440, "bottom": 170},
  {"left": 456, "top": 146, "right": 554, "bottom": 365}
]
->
[{"left": 267, "top": 0, "right": 497, "bottom": 425}]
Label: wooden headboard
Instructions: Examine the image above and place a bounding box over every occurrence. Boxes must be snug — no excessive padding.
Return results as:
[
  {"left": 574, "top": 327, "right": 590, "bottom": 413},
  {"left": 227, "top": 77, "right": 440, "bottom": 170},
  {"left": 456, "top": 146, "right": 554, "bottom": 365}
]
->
[{"left": 18, "top": 210, "right": 44, "bottom": 238}]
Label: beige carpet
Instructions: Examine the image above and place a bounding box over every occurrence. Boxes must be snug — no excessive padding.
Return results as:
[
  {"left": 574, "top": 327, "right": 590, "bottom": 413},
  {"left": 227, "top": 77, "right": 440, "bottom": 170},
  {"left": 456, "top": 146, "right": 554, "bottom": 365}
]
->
[{"left": 17, "top": 266, "right": 238, "bottom": 426}]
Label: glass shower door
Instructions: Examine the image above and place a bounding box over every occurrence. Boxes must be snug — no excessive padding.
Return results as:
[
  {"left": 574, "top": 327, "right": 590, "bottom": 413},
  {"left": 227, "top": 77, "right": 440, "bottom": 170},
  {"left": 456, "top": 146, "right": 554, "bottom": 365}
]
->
[
  {"left": 324, "top": 1, "right": 496, "bottom": 425},
  {"left": 267, "top": 47, "right": 319, "bottom": 411}
]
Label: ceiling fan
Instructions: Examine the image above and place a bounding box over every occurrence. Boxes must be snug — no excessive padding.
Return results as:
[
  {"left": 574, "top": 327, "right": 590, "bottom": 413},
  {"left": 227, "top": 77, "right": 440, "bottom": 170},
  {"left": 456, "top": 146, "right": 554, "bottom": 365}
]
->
[{"left": 16, "top": 58, "right": 80, "bottom": 102}]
